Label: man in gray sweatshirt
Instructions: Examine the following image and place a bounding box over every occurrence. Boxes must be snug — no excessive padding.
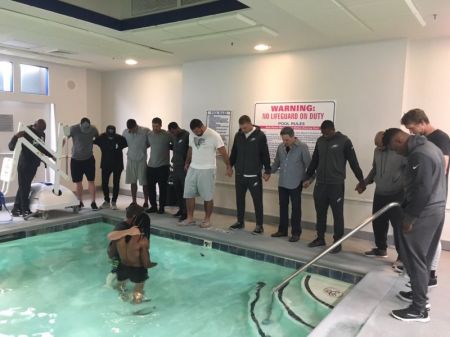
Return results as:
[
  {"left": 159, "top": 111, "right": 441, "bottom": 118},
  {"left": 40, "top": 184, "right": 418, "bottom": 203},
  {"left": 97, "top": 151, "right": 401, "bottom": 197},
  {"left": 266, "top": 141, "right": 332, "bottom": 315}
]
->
[
  {"left": 271, "top": 127, "right": 311, "bottom": 242},
  {"left": 357, "top": 131, "right": 406, "bottom": 258},
  {"left": 384, "top": 128, "right": 446, "bottom": 322}
]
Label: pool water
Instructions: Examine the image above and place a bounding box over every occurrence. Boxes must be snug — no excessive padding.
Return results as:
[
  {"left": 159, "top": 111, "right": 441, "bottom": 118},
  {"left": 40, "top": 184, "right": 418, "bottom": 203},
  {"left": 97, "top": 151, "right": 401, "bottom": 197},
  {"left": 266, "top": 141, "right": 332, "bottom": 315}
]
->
[{"left": 0, "top": 223, "right": 342, "bottom": 337}]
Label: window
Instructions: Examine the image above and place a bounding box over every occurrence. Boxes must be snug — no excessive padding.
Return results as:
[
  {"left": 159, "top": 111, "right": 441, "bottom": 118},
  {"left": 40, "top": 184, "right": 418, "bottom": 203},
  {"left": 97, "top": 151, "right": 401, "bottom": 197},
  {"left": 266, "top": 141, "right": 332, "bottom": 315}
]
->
[
  {"left": 20, "top": 64, "right": 49, "bottom": 95},
  {"left": 0, "top": 61, "right": 13, "bottom": 92}
]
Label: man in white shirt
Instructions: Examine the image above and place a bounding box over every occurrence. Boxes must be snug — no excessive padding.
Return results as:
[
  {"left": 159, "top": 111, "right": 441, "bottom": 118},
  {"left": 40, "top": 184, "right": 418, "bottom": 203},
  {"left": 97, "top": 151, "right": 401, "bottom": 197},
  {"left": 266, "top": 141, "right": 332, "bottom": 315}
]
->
[{"left": 181, "top": 119, "right": 232, "bottom": 228}]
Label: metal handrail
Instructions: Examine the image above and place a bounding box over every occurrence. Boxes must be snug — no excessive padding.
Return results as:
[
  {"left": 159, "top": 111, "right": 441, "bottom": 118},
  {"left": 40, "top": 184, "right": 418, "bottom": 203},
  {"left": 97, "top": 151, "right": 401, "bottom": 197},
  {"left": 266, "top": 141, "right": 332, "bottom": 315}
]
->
[{"left": 263, "top": 201, "right": 401, "bottom": 324}]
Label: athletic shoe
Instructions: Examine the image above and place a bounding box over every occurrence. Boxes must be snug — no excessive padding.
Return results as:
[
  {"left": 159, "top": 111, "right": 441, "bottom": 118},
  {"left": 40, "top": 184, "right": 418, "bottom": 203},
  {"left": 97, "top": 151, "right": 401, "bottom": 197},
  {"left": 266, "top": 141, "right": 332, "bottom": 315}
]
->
[
  {"left": 91, "top": 202, "right": 98, "bottom": 210},
  {"left": 391, "top": 306, "right": 430, "bottom": 322},
  {"left": 111, "top": 202, "right": 118, "bottom": 210},
  {"left": 22, "top": 209, "right": 32, "bottom": 217},
  {"left": 173, "top": 210, "right": 182, "bottom": 217},
  {"left": 157, "top": 208, "right": 165, "bottom": 214},
  {"left": 289, "top": 235, "right": 300, "bottom": 242},
  {"left": 145, "top": 207, "right": 157, "bottom": 214},
  {"left": 11, "top": 208, "right": 22, "bottom": 217},
  {"left": 393, "top": 264, "right": 404, "bottom": 273},
  {"left": 101, "top": 201, "right": 110, "bottom": 209},
  {"left": 330, "top": 244, "right": 342, "bottom": 254},
  {"left": 179, "top": 214, "right": 187, "bottom": 222},
  {"left": 308, "top": 237, "right": 326, "bottom": 248},
  {"left": 364, "top": 248, "right": 388, "bottom": 258},
  {"left": 229, "top": 222, "right": 244, "bottom": 230},
  {"left": 406, "top": 277, "right": 438, "bottom": 289},
  {"left": 271, "top": 231, "right": 288, "bottom": 237},
  {"left": 252, "top": 226, "right": 264, "bottom": 234},
  {"left": 398, "top": 290, "right": 413, "bottom": 303}
]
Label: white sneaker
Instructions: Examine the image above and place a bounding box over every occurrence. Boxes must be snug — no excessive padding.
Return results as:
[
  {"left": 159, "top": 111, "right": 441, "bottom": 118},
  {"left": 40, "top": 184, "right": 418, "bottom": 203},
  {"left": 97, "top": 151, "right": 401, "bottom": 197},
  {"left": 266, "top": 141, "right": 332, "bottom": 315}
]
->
[
  {"left": 101, "top": 201, "right": 110, "bottom": 209},
  {"left": 111, "top": 202, "right": 118, "bottom": 210}
]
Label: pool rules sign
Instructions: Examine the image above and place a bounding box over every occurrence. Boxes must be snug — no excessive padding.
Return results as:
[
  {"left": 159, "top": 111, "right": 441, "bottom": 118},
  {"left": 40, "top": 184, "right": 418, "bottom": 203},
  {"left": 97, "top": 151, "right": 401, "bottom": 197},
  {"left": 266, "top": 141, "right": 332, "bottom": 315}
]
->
[{"left": 254, "top": 101, "right": 335, "bottom": 159}]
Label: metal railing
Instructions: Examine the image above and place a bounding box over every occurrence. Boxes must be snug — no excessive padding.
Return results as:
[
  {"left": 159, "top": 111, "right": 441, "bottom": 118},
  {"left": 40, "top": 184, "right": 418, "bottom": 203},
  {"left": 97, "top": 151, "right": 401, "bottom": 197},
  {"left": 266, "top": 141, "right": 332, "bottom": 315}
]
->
[{"left": 263, "top": 201, "right": 401, "bottom": 324}]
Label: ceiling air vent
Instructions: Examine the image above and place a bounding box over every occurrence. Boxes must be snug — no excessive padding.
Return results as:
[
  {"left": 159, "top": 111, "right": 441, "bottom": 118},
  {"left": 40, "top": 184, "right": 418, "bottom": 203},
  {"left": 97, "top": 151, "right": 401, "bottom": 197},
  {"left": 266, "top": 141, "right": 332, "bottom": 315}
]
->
[{"left": 131, "top": 0, "right": 217, "bottom": 16}]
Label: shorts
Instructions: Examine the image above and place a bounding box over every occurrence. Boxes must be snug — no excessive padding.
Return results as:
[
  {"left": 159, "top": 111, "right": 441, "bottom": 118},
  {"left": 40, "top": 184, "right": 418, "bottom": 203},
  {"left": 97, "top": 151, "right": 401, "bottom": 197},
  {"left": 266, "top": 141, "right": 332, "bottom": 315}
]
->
[
  {"left": 126, "top": 159, "right": 147, "bottom": 185},
  {"left": 183, "top": 168, "right": 216, "bottom": 201},
  {"left": 116, "top": 263, "right": 148, "bottom": 283},
  {"left": 71, "top": 156, "right": 95, "bottom": 183}
]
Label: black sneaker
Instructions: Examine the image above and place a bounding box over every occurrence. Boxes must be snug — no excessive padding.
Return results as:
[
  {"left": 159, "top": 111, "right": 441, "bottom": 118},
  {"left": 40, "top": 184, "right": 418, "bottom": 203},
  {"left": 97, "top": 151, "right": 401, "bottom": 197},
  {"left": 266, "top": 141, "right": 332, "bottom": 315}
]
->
[
  {"left": 91, "top": 202, "right": 98, "bottom": 210},
  {"left": 252, "top": 226, "right": 264, "bottom": 234},
  {"left": 146, "top": 207, "right": 157, "bottom": 214},
  {"left": 308, "top": 237, "right": 326, "bottom": 248},
  {"left": 330, "top": 244, "right": 342, "bottom": 254},
  {"left": 157, "top": 208, "right": 165, "bottom": 214},
  {"left": 428, "top": 277, "right": 438, "bottom": 288},
  {"left": 173, "top": 210, "right": 182, "bottom": 217},
  {"left": 11, "top": 208, "right": 22, "bottom": 217},
  {"left": 229, "top": 222, "right": 244, "bottom": 230},
  {"left": 364, "top": 248, "right": 388, "bottom": 258},
  {"left": 271, "top": 231, "right": 288, "bottom": 237},
  {"left": 398, "top": 290, "right": 413, "bottom": 303},
  {"left": 289, "top": 235, "right": 300, "bottom": 242},
  {"left": 22, "top": 209, "right": 32, "bottom": 217},
  {"left": 179, "top": 214, "right": 187, "bottom": 222},
  {"left": 391, "top": 306, "right": 430, "bottom": 322},
  {"left": 79, "top": 201, "right": 84, "bottom": 208}
]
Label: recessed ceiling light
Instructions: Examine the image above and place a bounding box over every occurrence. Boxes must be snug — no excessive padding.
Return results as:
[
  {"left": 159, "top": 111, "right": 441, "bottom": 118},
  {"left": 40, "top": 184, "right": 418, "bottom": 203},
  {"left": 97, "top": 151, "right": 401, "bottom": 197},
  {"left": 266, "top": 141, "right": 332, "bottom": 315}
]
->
[
  {"left": 125, "top": 59, "right": 138, "bottom": 65},
  {"left": 254, "top": 44, "right": 271, "bottom": 52}
]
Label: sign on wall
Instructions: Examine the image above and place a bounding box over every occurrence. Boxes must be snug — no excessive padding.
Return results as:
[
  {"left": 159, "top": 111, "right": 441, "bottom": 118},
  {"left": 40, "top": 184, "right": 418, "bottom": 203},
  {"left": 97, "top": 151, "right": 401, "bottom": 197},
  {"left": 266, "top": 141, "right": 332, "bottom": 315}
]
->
[
  {"left": 254, "top": 101, "right": 335, "bottom": 159},
  {"left": 206, "top": 110, "right": 231, "bottom": 150}
]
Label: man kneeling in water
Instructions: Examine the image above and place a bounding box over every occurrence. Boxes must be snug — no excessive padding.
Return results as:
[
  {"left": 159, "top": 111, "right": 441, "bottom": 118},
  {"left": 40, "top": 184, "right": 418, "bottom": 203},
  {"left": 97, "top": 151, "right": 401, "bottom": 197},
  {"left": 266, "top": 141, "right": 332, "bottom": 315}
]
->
[{"left": 110, "top": 213, "right": 156, "bottom": 303}]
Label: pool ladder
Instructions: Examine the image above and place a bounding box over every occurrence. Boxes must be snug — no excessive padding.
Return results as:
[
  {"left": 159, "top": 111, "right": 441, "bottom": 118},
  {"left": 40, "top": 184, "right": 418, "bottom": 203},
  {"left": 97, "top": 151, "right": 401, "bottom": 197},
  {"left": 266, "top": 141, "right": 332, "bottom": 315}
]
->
[{"left": 263, "top": 201, "right": 401, "bottom": 324}]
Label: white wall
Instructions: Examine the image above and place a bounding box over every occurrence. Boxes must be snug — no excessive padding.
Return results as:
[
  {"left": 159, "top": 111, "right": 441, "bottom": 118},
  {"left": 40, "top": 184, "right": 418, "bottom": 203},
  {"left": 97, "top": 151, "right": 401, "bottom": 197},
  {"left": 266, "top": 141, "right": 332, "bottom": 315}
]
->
[
  {"left": 182, "top": 39, "right": 408, "bottom": 233},
  {"left": 403, "top": 37, "right": 450, "bottom": 244},
  {"left": 0, "top": 54, "right": 102, "bottom": 192},
  {"left": 101, "top": 66, "right": 183, "bottom": 190}
]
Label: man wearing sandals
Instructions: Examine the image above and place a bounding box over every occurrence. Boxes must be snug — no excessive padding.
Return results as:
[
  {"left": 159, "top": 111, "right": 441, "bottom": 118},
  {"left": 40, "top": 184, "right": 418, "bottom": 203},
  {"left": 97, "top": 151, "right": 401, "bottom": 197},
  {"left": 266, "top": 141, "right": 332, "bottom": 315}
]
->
[{"left": 181, "top": 119, "right": 232, "bottom": 228}]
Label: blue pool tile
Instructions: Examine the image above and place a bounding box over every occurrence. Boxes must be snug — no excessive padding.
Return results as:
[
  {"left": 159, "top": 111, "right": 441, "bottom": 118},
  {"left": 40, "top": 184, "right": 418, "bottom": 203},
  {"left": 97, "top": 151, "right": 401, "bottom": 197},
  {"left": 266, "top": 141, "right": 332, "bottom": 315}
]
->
[
  {"left": 212, "top": 242, "right": 220, "bottom": 249},
  {"left": 264, "top": 255, "right": 275, "bottom": 264},
  {"left": 329, "top": 269, "right": 343, "bottom": 281},
  {"left": 0, "top": 231, "right": 26, "bottom": 242},
  {"left": 274, "top": 256, "right": 285, "bottom": 266},
  {"left": 284, "top": 259, "right": 297, "bottom": 269},
  {"left": 228, "top": 246, "right": 238, "bottom": 255},
  {"left": 237, "top": 248, "right": 246, "bottom": 256},
  {"left": 295, "top": 261, "right": 305, "bottom": 269},
  {"left": 255, "top": 252, "right": 265, "bottom": 261},
  {"left": 341, "top": 273, "right": 355, "bottom": 284},
  {"left": 246, "top": 250, "right": 255, "bottom": 259},
  {"left": 219, "top": 244, "right": 229, "bottom": 252},
  {"left": 189, "top": 237, "right": 203, "bottom": 246}
]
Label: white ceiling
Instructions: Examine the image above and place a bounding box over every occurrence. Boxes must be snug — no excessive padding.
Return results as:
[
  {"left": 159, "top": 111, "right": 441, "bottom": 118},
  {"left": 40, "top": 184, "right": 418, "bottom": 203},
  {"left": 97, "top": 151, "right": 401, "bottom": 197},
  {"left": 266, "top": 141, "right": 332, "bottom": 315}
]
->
[{"left": 0, "top": 0, "right": 449, "bottom": 71}]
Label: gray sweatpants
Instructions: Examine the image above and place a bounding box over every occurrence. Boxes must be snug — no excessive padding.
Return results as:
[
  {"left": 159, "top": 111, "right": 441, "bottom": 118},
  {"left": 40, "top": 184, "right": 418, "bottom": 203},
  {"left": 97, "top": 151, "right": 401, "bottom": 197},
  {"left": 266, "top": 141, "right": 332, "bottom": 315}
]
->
[{"left": 399, "top": 206, "right": 445, "bottom": 311}]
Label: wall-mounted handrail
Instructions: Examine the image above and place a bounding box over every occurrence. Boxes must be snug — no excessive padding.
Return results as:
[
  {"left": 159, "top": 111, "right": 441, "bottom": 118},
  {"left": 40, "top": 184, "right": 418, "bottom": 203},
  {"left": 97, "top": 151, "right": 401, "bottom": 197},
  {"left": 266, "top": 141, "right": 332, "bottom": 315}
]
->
[{"left": 263, "top": 202, "right": 401, "bottom": 324}]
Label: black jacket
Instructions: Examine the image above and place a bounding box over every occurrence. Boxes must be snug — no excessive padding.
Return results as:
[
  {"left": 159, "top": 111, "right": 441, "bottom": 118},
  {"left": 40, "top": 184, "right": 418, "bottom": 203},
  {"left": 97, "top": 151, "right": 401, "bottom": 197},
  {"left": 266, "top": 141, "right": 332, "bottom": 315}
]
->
[
  {"left": 171, "top": 129, "right": 190, "bottom": 168},
  {"left": 306, "top": 131, "right": 364, "bottom": 184},
  {"left": 230, "top": 126, "right": 271, "bottom": 176},
  {"left": 94, "top": 133, "right": 128, "bottom": 170},
  {"left": 8, "top": 126, "right": 51, "bottom": 168}
]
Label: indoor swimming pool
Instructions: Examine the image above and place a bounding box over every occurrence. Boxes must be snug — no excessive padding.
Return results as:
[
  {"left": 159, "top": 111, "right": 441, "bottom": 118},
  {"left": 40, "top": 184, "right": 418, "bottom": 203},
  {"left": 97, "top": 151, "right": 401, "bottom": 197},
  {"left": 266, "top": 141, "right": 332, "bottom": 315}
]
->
[{"left": 0, "top": 223, "right": 353, "bottom": 337}]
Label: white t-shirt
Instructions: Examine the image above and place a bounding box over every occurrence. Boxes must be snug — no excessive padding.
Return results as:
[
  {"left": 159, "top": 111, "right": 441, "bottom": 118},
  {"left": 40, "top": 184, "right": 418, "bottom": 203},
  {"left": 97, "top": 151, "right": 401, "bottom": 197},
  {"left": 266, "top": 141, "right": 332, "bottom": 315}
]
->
[{"left": 190, "top": 128, "right": 224, "bottom": 169}]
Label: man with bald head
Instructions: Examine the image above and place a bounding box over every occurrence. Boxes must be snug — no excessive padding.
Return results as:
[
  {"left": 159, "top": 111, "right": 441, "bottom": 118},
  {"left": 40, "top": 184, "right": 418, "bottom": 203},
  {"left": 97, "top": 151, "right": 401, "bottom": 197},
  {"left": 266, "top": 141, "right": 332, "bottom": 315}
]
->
[
  {"left": 383, "top": 128, "right": 445, "bottom": 322},
  {"left": 8, "top": 119, "right": 53, "bottom": 217},
  {"left": 357, "top": 131, "right": 406, "bottom": 259}
]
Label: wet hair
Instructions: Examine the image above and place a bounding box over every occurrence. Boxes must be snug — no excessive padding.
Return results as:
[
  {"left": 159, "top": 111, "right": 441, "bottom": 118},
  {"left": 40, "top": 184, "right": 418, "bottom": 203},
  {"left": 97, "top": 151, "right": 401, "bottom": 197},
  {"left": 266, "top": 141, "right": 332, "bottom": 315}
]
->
[
  {"left": 238, "top": 115, "right": 252, "bottom": 125},
  {"left": 280, "top": 127, "right": 295, "bottom": 137},
  {"left": 125, "top": 204, "right": 144, "bottom": 219},
  {"left": 190, "top": 119, "right": 203, "bottom": 130},
  {"left": 152, "top": 117, "right": 162, "bottom": 125},
  {"left": 320, "top": 120, "right": 335, "bottom": 131},
  {"left": 382, "top": 128, "right": 402, "bottom": 147},
  {"left": 132, "top": 213, "right": 151, "bottom": 240},
  {"left": 127, "top": 119, "right": 137, "bottom": 129},
  {"left": 401, "top": 108, "right": 429, "bottom": 125},
  {"left": 168, "top": 122, "right": 179, "bottom": 130},
  {"left": 80, "top": 117, "right": 90, "bottom": 125}
]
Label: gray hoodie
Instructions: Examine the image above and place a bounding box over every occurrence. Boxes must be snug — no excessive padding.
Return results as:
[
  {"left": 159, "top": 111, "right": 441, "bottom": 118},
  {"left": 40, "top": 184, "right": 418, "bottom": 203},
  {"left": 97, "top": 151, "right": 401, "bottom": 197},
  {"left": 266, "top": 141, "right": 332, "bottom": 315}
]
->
[{"left": 365, "top": 148, "right": 406, "bottom": 195}]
